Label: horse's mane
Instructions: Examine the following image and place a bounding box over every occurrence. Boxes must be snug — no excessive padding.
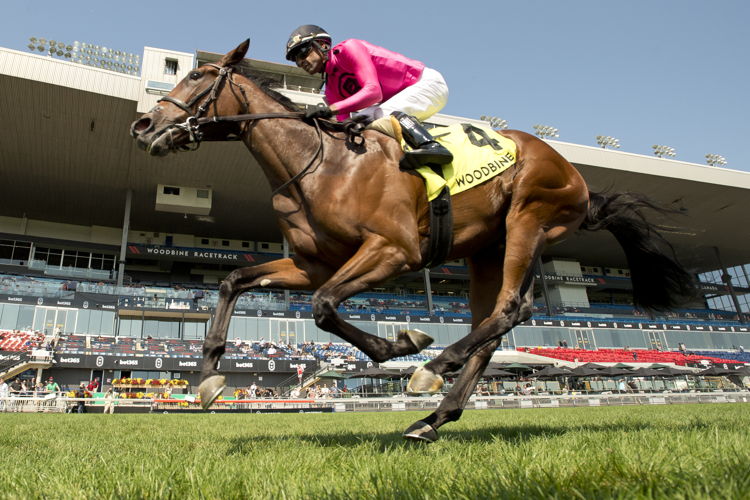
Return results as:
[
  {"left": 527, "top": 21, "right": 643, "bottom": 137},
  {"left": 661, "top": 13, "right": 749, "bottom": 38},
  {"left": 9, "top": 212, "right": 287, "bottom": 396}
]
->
[
  {"left": 238, "top": 69, "right": 302, "bottom": 112},
  {"left": 237, "top": 68, "right": 354, "bottom": 135}
]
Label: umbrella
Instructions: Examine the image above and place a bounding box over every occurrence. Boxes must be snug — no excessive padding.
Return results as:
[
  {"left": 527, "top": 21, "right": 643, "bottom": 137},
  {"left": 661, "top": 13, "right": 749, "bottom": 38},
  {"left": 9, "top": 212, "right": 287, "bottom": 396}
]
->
[
  {"left": 613, "top": 363, "right": 635, "bottom": 369},
  {"left": 698, "top": 366, "right": 736, "bottom": 376},
  {"left": 398, "top": 366, "right": 418, "bottom": 376},
  {"left": 595, "top": 366, "right": 633, "bottom": 377},
  {"left": 316, "top": 370, "right": 350, "bottom": 380},
  {"left": 482, "top": 367, "right": 515, "bottom": 378},
  {"left": 729, "top": 365, "right": 750, "bottom": 376},
  {"left": 530, "top": 366, "right": 572, "bottom": 379},
  {"left": 568, "top": 365, "right": 602, "bottom": 377},
  {"left": 580, "top": 363, "right": 608, "bottom": 370},
  {"left": 629, "top": 367, "right": 666, "bottom": 377},
  {"left": 502, "top": 362, "right": 532, "bottom": 371},
  {"left": 350, "top": 367, "right": 396, "bottom": 379},
  {"left": 655, "top": 366, "right": 696, "bottom": 377}
]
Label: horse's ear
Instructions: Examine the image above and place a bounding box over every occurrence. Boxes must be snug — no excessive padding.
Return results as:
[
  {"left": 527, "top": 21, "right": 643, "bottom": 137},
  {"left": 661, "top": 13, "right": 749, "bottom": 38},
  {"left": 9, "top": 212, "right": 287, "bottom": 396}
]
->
[{"left": 220, "top": 39, "right": 250, "bottom": 67}]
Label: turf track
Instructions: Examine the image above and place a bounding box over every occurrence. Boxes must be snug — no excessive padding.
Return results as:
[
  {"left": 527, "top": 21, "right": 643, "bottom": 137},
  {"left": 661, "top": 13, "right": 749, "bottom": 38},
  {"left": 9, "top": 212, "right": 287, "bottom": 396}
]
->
[{"left": 1, "top": 403, "right": 749, "bottom": 499}]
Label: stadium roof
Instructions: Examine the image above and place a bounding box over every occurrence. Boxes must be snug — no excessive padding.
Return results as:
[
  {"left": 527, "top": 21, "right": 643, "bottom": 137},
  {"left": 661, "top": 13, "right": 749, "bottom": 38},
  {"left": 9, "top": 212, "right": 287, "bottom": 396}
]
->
[{"left": 1, "top": 46, "right": 748, "bottom": 272}]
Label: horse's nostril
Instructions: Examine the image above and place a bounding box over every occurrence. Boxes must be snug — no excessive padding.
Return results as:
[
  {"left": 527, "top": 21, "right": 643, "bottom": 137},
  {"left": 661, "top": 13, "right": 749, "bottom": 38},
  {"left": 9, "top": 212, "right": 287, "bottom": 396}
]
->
[{"left": 131, "top": 117, "right": 153, "bottom": 136}]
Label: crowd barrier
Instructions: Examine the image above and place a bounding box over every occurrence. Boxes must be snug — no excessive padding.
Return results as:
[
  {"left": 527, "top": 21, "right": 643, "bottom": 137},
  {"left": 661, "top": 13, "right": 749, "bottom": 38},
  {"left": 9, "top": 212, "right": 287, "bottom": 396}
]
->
[{"left": 2, "top": 390, "right": 748, "bottom": 414}]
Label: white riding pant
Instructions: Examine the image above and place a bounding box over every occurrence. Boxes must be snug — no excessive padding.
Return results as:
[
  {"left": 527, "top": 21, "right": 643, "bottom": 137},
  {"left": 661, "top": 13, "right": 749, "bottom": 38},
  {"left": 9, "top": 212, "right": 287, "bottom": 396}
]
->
[{"left": 353, "top": 67, "right": 449, "bottom": 122}]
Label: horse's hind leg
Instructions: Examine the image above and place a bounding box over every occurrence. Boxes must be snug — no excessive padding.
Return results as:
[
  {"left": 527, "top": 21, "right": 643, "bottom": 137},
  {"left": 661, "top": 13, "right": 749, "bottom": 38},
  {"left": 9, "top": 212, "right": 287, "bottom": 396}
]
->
[
  {"left": 407, "top": 211, "right": 544, "bottom": 393},
  {"left": 198, "top": 258, "right": 321, "bottom": 408},
  {"left": 405, "top": 283, "right": 535, "bottom": 442}
]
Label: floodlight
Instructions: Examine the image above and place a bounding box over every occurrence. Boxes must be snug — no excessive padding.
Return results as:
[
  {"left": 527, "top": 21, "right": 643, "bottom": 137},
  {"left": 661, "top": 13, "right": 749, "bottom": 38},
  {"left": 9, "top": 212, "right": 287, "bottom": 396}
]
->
[
  {"left": 705, "top": 154, "right": 727, "bottom": 167},
  {"left": 652, "top": 145, "right": 676, "bottom": 158},
  {"left": 533, "top": 124, "right": 559, "bottom": 139},
  {"left": 26, "top": 35, "right": 141, "bottom": 75},
  {"left": 480, "top": 115, "right": 509, "bottom": 130},
  {"left": 596, "top": 135, "right": 620, "bottom": 149}
]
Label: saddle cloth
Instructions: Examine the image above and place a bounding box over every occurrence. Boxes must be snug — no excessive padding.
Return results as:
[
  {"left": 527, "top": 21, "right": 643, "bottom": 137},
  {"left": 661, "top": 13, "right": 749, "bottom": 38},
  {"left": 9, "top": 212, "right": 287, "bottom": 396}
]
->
[{"left": 411, "top": 123, "right": 518, "bottom": 201}]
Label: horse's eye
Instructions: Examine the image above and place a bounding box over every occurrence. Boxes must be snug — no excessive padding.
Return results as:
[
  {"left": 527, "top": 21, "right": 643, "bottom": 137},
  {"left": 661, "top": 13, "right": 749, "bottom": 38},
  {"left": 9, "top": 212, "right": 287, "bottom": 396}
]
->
[{"left": 189, "top": 71, "right": 202, "bottom": 80}]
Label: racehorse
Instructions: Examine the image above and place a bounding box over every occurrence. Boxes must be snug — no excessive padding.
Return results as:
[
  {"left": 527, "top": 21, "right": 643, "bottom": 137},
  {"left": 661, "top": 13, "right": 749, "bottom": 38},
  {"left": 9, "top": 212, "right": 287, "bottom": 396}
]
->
[{"left": 130, "top": 40, "right": 694, "bottom": 442}]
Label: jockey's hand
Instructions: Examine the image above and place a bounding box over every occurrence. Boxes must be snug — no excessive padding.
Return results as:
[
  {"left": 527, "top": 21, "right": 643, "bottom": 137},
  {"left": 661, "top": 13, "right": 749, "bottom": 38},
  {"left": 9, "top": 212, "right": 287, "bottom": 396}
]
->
[{"left": 305, "top": 104, "right": 333, "bottom": 120}]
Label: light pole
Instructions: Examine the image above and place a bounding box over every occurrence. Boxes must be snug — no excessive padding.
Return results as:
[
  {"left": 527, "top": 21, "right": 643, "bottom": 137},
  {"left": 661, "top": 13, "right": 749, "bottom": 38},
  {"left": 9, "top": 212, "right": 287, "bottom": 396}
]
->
[
  {"left": 480, "top": 115, "right": 508, "bottom": 130},
  {"left": 705, "top": 154, "right": 727, "bottom": 167},
  {"left": 533, "top": 124, "right": 559, "bottom": 139},
  {"left": 651, "top": 145, "right": 676, "bottom": 158},
  {"left": 595, "top": 135, "right": 621, "bottom": 149},
  {"left": 27, "top": 36, "right": 140, "bottom": 75}
]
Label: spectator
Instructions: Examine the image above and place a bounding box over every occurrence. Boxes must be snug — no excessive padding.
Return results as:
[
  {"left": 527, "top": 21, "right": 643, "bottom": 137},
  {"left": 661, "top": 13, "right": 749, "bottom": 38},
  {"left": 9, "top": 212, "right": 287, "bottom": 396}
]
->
[
  {"left": 0, "top": 377, "right": 8, "bottom": 412},
  {"left": 617, "top": 379, "right": 627, "bottom": 394},
  {"left": 45, "top": 377, "right": 60, "bottom": 394},
  {"left": 9, "top": 379, "right": 22, "bottom": 412},
  {"left": 103, "top": 388, "right": 116, "bottom": 414},
  {"left": 74, "top": 383, "right": 87, "bottom": 413},
  {"left": 86, "top": 377, "right": 100, "bottom": 393}
]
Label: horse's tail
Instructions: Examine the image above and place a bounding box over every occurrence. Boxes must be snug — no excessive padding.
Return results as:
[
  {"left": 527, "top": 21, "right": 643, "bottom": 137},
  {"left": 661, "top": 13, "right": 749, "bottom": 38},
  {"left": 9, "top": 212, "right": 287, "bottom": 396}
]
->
[{"left": 579, "top": 190, "right": 696, "bottom": 311}]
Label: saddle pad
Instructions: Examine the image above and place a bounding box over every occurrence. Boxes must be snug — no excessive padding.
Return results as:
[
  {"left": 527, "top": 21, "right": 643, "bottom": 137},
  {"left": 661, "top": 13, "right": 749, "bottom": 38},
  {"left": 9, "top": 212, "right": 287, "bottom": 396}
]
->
[{"left": 413, "top": 123, "right": 517, "bottom": 201}]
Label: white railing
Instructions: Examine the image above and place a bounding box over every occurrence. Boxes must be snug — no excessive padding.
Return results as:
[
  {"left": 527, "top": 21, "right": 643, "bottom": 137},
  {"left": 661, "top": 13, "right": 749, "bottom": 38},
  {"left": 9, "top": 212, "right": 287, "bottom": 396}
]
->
[{"left": 2, "top": 390, "right": 748, "bottom": 414}]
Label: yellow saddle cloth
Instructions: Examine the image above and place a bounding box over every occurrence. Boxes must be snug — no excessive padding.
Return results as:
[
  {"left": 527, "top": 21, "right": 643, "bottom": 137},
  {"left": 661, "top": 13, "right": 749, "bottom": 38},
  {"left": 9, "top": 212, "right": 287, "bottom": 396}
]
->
[{"left": 411, "top": 123, "right": 518, "bottom": 201}]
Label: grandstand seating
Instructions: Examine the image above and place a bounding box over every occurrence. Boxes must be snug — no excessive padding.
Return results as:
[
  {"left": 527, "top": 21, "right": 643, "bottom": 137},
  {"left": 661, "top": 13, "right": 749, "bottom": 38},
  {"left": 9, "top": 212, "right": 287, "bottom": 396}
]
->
[
  {"left": 692, "top": 351, "right": 750, "bottom": 364},
  {"left": 0, "top": 330, "right": 44, "bottom": 352},
  {"left": 1, "top": 272, "right": 747, "bottom": 325},
  {"left": 522, "top": 347, "right": 745, "bottom": 366}
]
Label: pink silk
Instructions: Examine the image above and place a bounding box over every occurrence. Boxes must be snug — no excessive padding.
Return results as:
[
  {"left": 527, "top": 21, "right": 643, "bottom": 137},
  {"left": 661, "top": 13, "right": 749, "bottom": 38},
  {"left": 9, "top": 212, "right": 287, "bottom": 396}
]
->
[{"left": 324, "top": 39, "right": 425, "bottom": 121}]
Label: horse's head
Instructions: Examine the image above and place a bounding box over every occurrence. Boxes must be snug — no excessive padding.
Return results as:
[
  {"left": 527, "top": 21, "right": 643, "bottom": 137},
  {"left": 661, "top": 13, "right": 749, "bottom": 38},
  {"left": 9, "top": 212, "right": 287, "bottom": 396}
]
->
[{"left": 130, "top": 39, "right": 250, "bottom": 156}]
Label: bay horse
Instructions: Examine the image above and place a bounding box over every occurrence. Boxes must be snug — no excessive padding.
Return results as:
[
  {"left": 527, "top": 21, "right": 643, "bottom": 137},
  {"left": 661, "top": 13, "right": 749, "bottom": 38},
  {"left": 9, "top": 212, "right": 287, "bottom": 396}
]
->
[{"left": 130, "top": 40, "right": 694, "bottom": 442}]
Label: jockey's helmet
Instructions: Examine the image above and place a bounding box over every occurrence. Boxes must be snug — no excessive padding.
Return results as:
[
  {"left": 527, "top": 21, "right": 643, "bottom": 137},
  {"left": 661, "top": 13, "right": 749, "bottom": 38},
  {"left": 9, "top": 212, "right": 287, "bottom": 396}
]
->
[{"left": 285, "top": 24, "right": 332, "bottom": 62}]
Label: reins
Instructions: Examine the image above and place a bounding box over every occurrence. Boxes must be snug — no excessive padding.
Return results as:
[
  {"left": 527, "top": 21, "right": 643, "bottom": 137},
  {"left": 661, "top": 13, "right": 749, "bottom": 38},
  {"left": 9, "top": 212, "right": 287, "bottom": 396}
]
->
[{"left": 160, "top": 63, "right": 326, "bottom": 197}]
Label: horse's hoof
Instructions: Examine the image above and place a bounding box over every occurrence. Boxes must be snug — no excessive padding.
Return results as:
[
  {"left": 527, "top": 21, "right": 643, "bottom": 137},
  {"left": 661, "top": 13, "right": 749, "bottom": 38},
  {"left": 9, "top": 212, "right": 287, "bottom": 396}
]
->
[
  {"left": 406, "top": 366, "right": 444, "bottom": 394},
  {"left": 198, "top": 375, "right": 226, "bottom": 410},
  {"left": 399, "top": 328, "right": 434, "bottom": 352},
  {"left": 403, "top": 421, "right": 439, "bottom": 443}
]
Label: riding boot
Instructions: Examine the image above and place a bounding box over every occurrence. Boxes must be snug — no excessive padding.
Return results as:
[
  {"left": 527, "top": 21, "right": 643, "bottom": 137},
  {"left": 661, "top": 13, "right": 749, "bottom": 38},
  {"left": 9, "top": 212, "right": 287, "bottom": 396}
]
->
[{"left": 392, "top": 112, "right": 453, "bottom": 167}]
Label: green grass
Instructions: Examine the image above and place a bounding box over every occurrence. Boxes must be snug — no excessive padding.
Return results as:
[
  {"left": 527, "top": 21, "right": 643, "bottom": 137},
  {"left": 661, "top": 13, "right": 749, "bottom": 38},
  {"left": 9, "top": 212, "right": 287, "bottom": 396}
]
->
[{"left": 1, "top": 404, "right": 749, "bottom": 499}]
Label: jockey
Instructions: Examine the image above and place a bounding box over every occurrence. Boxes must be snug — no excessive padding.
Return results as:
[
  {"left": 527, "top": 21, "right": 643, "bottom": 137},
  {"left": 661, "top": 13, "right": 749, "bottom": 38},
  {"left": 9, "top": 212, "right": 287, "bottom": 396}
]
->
[{"left": 285, "top": 24, "right": 453, "bottom": 167}]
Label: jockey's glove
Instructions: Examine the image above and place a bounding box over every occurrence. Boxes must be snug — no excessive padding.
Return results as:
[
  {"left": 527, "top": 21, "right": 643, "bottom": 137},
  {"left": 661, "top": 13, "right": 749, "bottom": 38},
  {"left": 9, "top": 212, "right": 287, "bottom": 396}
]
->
[{"left": 305, "top": 104, "right": 333, "bottom": 120}]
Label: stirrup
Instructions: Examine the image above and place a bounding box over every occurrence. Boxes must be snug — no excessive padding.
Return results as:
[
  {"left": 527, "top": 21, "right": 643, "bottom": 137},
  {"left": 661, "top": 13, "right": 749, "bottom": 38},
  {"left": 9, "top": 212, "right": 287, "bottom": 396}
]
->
[{"left": 405, "top": 142, "right": 453, "bottom": 166}]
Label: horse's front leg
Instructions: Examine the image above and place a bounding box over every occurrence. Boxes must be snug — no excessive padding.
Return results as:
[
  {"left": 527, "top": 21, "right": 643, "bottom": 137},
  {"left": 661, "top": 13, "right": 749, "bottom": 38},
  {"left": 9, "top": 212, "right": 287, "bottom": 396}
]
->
[
  {"left": 198, "top": 257, "right": 321, "bottom": 408},
  {"left": 311, "top": 235, "right": 433, "bottom": 363}
]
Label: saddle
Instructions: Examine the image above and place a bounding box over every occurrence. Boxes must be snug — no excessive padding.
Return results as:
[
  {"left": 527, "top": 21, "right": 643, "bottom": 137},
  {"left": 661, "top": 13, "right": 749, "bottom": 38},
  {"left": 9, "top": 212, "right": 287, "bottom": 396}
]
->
[{"left": 351, "top": 118, "right": 519, "bottom": 268}]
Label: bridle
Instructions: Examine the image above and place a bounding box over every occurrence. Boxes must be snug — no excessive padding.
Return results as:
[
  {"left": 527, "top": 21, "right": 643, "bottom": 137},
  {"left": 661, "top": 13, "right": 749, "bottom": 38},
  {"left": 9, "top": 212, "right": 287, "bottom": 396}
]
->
[
  {"left": 156, "top": 63, "right": 323, "bottom": 195},
  {"left": 158, "top": 63, "right": 249, "bottom": 148}
]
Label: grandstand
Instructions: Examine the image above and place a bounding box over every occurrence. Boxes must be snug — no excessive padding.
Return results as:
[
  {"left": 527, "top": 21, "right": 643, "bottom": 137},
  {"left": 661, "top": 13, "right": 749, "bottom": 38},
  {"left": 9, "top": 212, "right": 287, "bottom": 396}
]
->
[{"left": 0, "top": 41, "right": 748, "bottom": 395}]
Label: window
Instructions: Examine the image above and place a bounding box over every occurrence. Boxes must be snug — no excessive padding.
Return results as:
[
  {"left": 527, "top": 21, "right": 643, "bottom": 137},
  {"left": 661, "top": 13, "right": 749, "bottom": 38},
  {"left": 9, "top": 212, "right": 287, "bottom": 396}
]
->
[
  {"left": 201, "top": 239, "right": 209, "bottom": 245},
  {"left": 222, "top": 240, "right": 230, "bottom": 247},
  {"left": 196, "top": 189, "right": 209, "bottom": 199},
  {"left": 241, "top": 242, "right": 250, "bottom": 248},
  {"left": 163, "top": 186, "right": 180, "bottom": 195},
  {"left": 164, "top": 58, "right": 178, "bottom": 76}
]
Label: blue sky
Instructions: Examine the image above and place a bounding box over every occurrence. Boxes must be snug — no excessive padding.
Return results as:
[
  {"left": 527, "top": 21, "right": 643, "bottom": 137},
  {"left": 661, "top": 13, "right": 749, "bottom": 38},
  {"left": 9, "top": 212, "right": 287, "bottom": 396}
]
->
[{"left": 3, "top": 0, "right": 748, "bottom": 171}]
